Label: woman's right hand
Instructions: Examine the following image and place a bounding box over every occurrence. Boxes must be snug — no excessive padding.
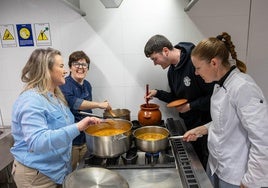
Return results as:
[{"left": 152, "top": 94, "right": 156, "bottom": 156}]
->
[
  {"left": 77, "top": 116, "right": 102, "bottom": 131},
  {"left": 100, "top": 100, "right": 112, "bottom": 110},
  {"left": 182, "top": 126, "right": 208, "bottom": 142}
]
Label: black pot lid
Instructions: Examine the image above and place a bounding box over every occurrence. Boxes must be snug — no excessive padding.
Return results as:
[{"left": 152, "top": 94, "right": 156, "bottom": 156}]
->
[{"left": 63, "top": 167, "right": 129, "bottom": 188}]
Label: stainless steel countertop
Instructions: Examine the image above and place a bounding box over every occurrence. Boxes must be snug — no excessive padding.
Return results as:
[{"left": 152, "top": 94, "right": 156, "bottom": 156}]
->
[
  {"left": 77, "top": 150, "right": 182, "bottom": 187},
  {"left": 114, "top": 168, "right": 183, "bottom": 188},
  {"left": 0, "top": 126, "right": 14, "bottom": 171},
  {"left": 110, "top": 151, "right": 182, "bottom": 187}
]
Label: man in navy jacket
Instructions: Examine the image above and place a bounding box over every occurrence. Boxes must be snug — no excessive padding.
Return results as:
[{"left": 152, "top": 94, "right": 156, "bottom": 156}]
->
[{"left": 144, "top": 34, "right": 214, "bottom": 169}]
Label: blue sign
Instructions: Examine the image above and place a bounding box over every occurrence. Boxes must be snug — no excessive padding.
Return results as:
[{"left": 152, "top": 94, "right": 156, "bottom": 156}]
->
[{"left": 16, "top": 24, "right": 34, "bottom": 47}]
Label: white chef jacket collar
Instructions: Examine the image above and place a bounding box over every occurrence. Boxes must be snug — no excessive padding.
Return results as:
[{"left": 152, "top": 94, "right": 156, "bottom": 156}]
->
[{"left": 217, "top": 65, "right": 236, "bottom": 87}]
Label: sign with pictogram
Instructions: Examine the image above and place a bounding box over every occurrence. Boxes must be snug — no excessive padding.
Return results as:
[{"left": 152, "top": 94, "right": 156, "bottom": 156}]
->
[
  {"left": 16, "top": 24, "right": 34, "bottom": 47},
  {"left": 34, "top": 23, "right": 52, "bottom": 46},
  {"left": 0, "top": 24, "right": 17, "bottom": 48}
]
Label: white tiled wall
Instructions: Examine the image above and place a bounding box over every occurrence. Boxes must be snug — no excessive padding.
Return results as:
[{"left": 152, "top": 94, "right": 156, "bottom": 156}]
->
[{"left": 0, "top": 0, "right": 267, "bottom": 124}]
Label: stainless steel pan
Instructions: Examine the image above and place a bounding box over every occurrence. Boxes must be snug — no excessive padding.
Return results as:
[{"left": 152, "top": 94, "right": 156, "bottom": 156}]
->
[
  {"left": 133, "top": 126, "right": 169, "bottom": 153},
  {"left": 103, "top": 109, "right": 130, "bottom": 120},
  {"left": 81, "top": 111, "right": 133, "bottom": 158}
]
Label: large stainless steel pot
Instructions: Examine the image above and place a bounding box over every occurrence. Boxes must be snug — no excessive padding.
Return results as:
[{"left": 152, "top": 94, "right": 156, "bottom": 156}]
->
[
  {"left": 85, "top": 119, "right": 132, "bottom": 158},
  {"left": 63, "top": 167, "right": 129, "bottom": 188},
  {"left": 133, "top": 126, "right": 169, "bottom": 153},
  {"left": 103, "top": 109, "right": 131, "bottom": 120}
]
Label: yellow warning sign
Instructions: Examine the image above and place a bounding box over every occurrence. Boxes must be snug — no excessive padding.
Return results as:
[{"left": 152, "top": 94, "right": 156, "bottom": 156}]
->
[
  {"left": 3, "top": 29, "right": 14, "bottom": 40},
  {"left": 38, "top": 30, "right": 48, "bottom": 40},
  {"left": 0, "top": 24, "right": 17, "bottom": 47},
  {"left": 34, "top": 23, "right": 51, "bottom": 46}
]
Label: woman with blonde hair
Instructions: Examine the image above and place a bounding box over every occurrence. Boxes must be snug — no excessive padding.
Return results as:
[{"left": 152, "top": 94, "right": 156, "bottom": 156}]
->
[
  {"left": 183, "top": 32, "right": 268, "bottom": 188},
  {"left": 10, "top": 48, "right": 101, "bottom": 187}
]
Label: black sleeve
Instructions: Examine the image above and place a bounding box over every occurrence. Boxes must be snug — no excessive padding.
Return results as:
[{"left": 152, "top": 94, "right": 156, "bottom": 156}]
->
[
  {"left": 154, "top": 89, "right": 177, "bottom": 103},
  {"left": 190, "top": 76, "right": 214, "bottom": 111}
]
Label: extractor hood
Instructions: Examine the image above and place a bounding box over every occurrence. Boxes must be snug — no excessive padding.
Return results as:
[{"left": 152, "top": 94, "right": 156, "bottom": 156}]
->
[
  {"left": 100, "top": 0, "right": 123, "bottom": 8},
  {"left": 184, "top": 0, "right": 199, "bottom": 11},
  {"left": 62, "top": 0, "right": 196, "bottom": 14},
  {"left": 62, "top": 0, "right": 86, "bottom": 16}
]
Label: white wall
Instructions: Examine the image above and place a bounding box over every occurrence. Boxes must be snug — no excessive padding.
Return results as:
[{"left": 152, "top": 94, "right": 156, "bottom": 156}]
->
[
  {"left": 78, "top": 0, "right": 251, "bottom": 118},
  {"left": 247, "top": 0, "right": 268, "bottom": 97},
  {"left": 0, "top": 0, "right": 86, "bottom": 124},
  {"left": 0, "top": 0, "right": 267, "bottom": 125}
]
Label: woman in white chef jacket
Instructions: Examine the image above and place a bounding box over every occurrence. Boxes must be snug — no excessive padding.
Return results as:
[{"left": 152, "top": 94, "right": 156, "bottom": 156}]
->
[{"left": 183, "top": 32, "right": 268, "bottom": 188}]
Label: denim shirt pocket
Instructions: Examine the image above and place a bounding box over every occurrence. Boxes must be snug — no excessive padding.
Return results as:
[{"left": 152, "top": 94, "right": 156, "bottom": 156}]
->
[{"left": 46, "top": 110, "right": 67, "bottom": 130}]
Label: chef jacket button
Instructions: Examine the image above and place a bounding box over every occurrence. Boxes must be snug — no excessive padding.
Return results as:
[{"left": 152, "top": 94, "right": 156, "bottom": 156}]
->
[{"left": 260, "top": 99, "right": 263, "bottom": 103}]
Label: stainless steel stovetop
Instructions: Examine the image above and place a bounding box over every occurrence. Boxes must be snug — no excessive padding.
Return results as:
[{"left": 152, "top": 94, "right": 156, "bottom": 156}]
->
[{"left": 78, "top": 118, "right": 212, "bottom": 188}]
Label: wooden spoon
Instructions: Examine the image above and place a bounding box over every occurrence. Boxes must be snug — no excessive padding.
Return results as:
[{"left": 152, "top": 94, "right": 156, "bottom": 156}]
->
[
  {"left": 104, "top": 100, "right": 117, "bottom": 117},
  {"left": 108, "top": 109, "right": 117, "bottom": 117},
  {"left": 146, "top": 84, "right": 149, "bottom": 107}
]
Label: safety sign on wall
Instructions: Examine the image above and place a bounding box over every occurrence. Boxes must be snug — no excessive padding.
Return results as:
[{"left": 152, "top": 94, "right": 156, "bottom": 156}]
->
[
  {"left": 0, "top": 23, "right": 52, "bottom": 48},
  {"left": 16, "top": 24, "right": 34, "bottom": 47},
  {"left": 0, "top": 24, "right": 17, "bottom": 48},
  {"left": 34, "top": 23, "right": 52, "bottom": 46}
]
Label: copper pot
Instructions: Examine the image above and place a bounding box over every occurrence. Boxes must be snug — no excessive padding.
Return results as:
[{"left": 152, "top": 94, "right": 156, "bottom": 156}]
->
[{"left": 138, "top": 103, "right": 162, "bottom": 126}]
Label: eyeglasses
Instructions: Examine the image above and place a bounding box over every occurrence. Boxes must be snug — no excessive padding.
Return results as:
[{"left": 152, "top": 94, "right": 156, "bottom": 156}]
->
[{"left": 72, "top": 62, "right": 89, "bottom": 69}]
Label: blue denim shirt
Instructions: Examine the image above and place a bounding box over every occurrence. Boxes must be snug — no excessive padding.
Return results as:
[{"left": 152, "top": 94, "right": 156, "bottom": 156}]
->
[
  {"left": 60, "top": 75, "right": 92, "bottom": 146},
  {"left": 10, "top": 89, "right": 78, "bottom": 184}
]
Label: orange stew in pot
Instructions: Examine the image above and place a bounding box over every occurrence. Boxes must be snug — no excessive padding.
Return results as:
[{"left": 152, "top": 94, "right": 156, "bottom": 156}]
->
[
  {"left": 90, "top": 128, "right": 125, "bottom": 136},
  {"left": 136, "top": 133, "right": 166, "bottom": 141}
]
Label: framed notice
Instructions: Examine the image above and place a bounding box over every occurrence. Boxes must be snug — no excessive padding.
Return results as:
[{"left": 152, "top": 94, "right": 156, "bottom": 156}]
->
[
  {"left": 16, "top": 24, "right": 34, "bottom": 47},
  {"left": 34, "top": 23, "right": 52, "bottom": 46},
  {"left": 0, "top": 24, "right": 17, "bottom": 48}
]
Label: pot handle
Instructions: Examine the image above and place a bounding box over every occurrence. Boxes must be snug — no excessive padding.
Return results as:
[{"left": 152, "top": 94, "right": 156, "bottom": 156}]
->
[
  {"left": 113, "top": 134, "right": 128, "bottom": 141},
  {"left": 78, "top": 111, "right": 103, "bottom": 118},
  {"left": 169, "top": 134, "right": 203, "bottom": 140}
]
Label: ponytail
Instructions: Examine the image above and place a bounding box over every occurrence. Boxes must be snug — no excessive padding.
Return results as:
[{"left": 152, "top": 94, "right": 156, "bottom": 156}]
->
[{"left": 216, "top": 32, "right": 247, "bottom": 73}]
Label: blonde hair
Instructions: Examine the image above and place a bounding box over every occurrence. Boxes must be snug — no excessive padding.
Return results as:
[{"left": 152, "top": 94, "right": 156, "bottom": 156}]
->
[
  {"left": 192, "top": 32, "right": 246, "bottom": 73},
  {"left": 21, "top": 48, "right": 67, "bottom": 105}
]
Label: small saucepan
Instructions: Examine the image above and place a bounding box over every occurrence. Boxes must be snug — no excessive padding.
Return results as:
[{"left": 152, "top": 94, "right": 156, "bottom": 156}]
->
[
  {"left": 132, "top": 126, "right": 169, "bottom": 153},
  {"left": 103, "top": 109, "right": 131, "bottom": 120}
]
